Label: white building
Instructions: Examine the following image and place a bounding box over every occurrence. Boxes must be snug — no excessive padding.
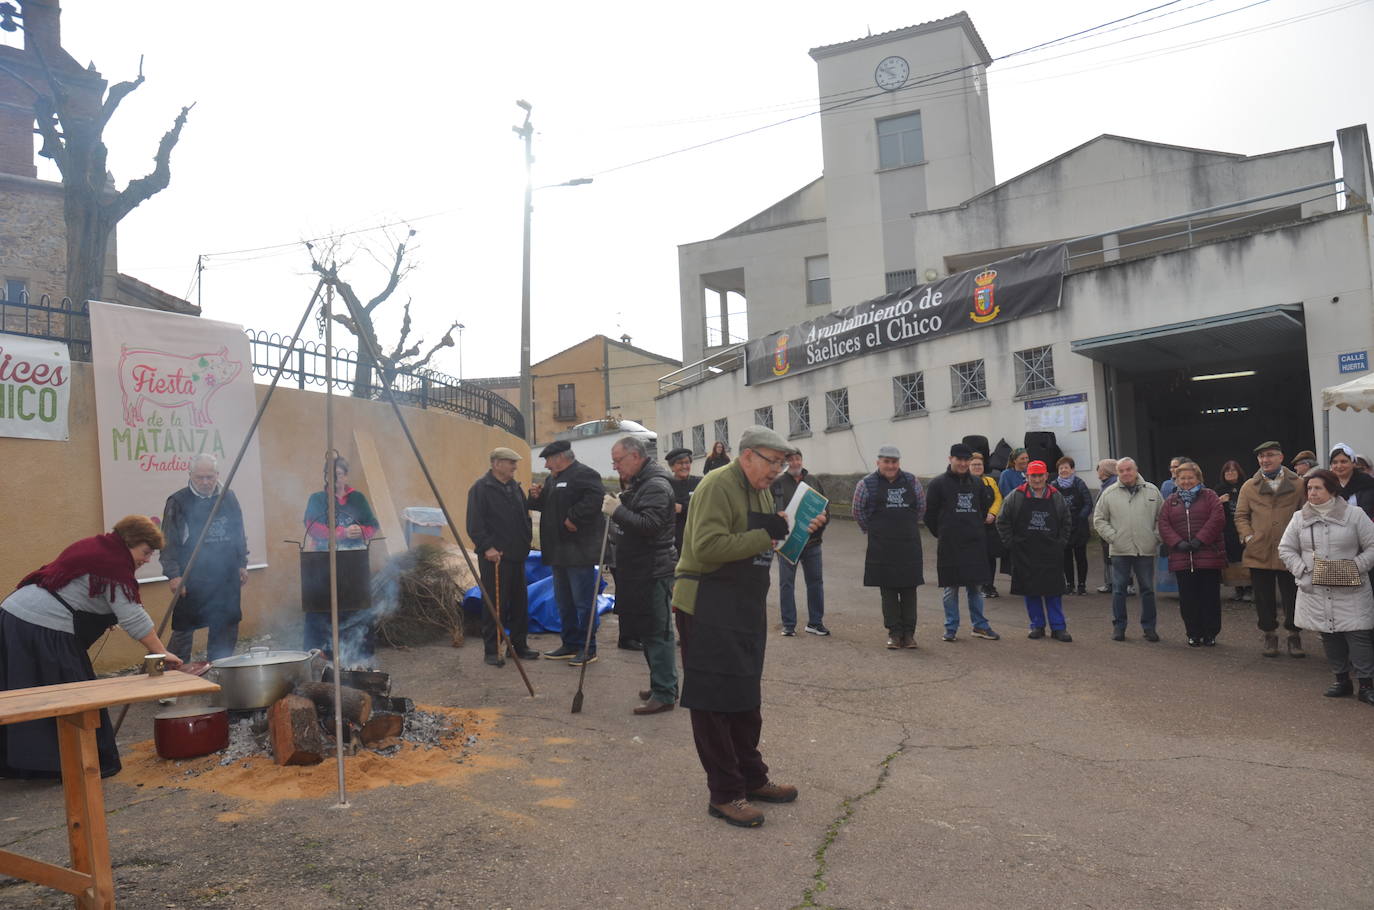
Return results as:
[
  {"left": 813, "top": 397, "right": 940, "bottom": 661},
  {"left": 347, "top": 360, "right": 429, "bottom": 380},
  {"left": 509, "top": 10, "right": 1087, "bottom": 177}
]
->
[{"left": 659, "top": 13, "right": 1374, "bottom": 483}]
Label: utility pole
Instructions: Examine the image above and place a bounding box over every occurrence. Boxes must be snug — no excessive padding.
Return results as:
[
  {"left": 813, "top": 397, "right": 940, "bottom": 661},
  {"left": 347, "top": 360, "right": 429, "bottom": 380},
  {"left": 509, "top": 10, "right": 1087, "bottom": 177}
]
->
[{"left": 514, "top": 100, "right": 534, "bottom": 442}]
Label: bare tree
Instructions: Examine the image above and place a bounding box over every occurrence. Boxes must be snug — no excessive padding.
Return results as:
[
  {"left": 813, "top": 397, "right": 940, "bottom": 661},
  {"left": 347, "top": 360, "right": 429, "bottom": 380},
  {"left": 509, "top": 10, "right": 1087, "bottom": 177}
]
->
[
  {"left": 0, "top": 4, "right": 193, "bottom": 305},
  {"left": 308, "top": 231, "right": 459, "bottom": 397}
]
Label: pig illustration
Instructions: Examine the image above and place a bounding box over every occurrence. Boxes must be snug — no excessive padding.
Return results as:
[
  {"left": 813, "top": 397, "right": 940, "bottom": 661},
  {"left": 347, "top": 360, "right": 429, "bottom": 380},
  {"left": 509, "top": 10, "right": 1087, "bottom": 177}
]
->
[{"left": 118, "top": 345, "right": 243, "bottom": 427}]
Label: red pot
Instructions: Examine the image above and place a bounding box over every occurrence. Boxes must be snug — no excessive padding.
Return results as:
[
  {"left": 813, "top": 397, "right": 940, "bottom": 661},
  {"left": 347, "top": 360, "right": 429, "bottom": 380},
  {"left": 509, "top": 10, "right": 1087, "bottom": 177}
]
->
[{"left": 153, "top": 705, "right": 229, "bottom": 760}]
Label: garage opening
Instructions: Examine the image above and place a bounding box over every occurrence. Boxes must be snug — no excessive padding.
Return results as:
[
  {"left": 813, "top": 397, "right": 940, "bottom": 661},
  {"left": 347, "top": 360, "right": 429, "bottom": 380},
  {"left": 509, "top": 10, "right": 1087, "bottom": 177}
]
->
[{"left": 1073, "top": 305, "right": 1314, "bottom": 483}]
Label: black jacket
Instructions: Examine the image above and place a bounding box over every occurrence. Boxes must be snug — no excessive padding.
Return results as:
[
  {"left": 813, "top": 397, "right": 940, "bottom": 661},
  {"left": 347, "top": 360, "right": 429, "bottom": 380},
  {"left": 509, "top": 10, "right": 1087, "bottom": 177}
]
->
[
  {"left": 669, "top": 473, "right": 701, "bottom": 553},
  {"left": 610, "top": 461, "right": 678, "bottom": 580},
  {"left": 923, "top": 468, "right": 995, "bottom": 586},
  {"left": 466, "top": 471, "right": 533, "bottom": 561},
  {"left": 528, "top": 458, "right": 606, "bottom": 566},
  {"left": 771, "top": 469, "right": 828, "bottom": 548}
]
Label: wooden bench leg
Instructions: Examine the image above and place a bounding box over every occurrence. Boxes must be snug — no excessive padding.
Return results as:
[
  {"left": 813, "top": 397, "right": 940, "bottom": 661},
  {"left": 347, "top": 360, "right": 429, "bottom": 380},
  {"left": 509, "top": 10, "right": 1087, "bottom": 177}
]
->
[{"left": 57, "top": 711, "right": 114, "bottom": 910}]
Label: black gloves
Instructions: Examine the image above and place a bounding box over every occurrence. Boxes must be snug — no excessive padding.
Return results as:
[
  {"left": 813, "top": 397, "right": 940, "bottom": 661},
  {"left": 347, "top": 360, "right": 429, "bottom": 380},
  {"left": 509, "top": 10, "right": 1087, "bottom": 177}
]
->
[
  {"left": 1175, "top": 538, "right": 1203, "bottom": 552},
  {"left": 760, "top": 514, "right": 791, "bottom": 540}
]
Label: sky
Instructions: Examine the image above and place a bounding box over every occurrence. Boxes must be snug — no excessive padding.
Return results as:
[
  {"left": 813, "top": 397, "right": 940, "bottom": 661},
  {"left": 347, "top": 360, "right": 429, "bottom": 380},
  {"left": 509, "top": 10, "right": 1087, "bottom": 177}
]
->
[{"left": 36, "top": 0, "right": 1374, "bottom": 381}]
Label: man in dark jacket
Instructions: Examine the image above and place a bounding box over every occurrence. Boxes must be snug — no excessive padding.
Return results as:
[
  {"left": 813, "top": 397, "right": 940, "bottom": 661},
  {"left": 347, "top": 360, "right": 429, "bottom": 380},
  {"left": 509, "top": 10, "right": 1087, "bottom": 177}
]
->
[
  {"left": 770, "top": 450, "right": 830, "bottom": 637},
  {"left": 666, "top": 447, "right": 701, "bottom": 554},
  {"left": 999, "top": 461, "right": 1074, "bottom": 641},
  {"left": 528, "top": 440, "right": 606, "bottom": 665},
  {"left": 466, "top": 446, "right": 539, "bottom": 666},
  {"left": 925, "top": 443, "right": 999, "bottom": 643},
  {"left": 162, "top": 454, "right": 249, "bottom": 662},
  {"left": 852, "top": 444, "right": 925, "bottom": 650},
  {"left": 607, "top": 436, "right": 680, "bottom": 714}
]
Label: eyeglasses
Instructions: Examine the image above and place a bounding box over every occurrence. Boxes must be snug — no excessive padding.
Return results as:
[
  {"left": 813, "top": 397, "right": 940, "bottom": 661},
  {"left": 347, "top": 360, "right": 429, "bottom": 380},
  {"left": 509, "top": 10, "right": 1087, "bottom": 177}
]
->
[{"left": 749, "top": 449, "right": 786, "bottom": 470}]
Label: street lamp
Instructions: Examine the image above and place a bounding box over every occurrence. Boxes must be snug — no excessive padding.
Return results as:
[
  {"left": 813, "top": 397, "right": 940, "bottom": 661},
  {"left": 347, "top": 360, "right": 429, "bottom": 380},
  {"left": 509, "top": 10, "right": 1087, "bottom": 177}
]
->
[
  {"left": 456, "top": 323, "right": 465, "bottom": 381},
  {"left": 514, "top": 99, "right": 592, "bottom": 442}
]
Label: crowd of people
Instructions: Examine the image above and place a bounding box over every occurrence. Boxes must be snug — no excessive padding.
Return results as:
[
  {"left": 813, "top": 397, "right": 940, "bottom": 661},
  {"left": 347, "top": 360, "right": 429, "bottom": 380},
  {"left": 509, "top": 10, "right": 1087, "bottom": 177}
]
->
[{"left": 6, "top": 427, "right": 1374, "bottom": 828}]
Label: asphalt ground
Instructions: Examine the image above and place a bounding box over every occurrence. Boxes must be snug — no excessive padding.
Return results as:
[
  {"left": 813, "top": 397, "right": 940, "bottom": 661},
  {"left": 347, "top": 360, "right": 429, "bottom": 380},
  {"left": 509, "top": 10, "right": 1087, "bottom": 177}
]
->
[{"left": 3, "top": 520, "right": 1373, "bottom": 909}]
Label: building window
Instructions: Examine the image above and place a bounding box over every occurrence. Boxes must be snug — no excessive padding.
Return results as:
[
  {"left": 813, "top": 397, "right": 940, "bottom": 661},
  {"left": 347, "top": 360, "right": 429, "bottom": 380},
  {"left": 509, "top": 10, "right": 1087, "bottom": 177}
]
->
[
  {"left": 951, "top": 359, "right": 987, "bottom": 407},
  {"left": 885, "top": 269, "right": 919, "bottom": 294},
  {"left": 805, "top": 256, "right": 830, "bottom": 307},
  {"left": 670, "top": 430, "right": 684, "bottom": 452},
  {"left": 825, "top": 388, "right": 850, "bottom": 429},
  {"left": 1014, "top": 345, "right": 1056, "bottom": 397},
  {"left": 788, "top": 397, "right": 811, "bottom": 437},
  {"left": 713, "top": 418, "right": 729, "bottom": 449},
  {"left": 3, "top": 279, "right": 27, "bottom": 303},
  {"left": 691, "top": 424, "right": 705, "bottom": 456},
  {"left": 877, "top": 112, "right": 923, "bottom": 169},
  {"left": 893, "top": 372, "right": 926, "bottom": 416},
  {"left": 754, "top": 406, "right": 773, "bottom": 429},
  {"left": 555, "top": 383, "right": 576, "bottom": 420}
]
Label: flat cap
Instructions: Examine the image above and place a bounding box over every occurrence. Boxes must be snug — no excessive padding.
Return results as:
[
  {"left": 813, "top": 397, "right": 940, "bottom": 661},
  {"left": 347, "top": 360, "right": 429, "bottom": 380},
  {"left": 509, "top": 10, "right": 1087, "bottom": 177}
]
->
[
  {"left": 489, "top": 446, "right": 521, "bottom": 462},
  {"left": 1252, "top": 440, "right": 1282, "bottom": 455},
  {"left": 1291, "top": 449, "right": 1318, "bottom": 466},
  {"left": 664, "top": 447, "right": 693, "bottom": 464},
  {"left": 949, "top": 443, "right": 972, "bottom": 458},
  {"left": 877, "top": 444, "right": 901, "bottom": 459},
  {"left": 538, "top": 439, "right": 572, "bottom": 458},
  {"left": 738, "top": 425, "right": 797, "bottom": 456}
]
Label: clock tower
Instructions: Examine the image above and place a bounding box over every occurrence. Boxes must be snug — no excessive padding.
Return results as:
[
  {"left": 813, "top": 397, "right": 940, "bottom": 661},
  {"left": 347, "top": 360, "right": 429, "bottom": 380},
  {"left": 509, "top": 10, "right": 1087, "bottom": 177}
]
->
[{"left": 809, "top": 13, "right": 994, "bottom": 307}]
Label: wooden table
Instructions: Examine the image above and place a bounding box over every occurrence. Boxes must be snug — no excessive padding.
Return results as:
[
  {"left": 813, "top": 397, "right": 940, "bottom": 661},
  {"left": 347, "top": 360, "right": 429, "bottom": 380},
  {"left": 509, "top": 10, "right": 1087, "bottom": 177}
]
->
[{"left": 0, "top": 671, "right": 220, "bottom": 909}]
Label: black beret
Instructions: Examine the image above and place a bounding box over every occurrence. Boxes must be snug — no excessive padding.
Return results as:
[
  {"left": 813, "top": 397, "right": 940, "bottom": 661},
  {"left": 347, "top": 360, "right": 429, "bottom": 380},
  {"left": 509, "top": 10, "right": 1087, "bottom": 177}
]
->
[
  {"left": 538, "top": 439, "right": 572, "bottom": 458},
  {"left": 949, "top": 443, "right": 973, "bottom": 458},
  {"left": 665, "top": 447, "right": 693, "bottom": 464}
]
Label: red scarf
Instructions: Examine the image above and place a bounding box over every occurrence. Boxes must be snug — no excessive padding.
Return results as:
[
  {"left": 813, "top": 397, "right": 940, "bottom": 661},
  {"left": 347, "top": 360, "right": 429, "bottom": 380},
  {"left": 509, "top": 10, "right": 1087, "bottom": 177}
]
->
[{"left": 16, "top": 532, "right": 142, "bottom": 604}]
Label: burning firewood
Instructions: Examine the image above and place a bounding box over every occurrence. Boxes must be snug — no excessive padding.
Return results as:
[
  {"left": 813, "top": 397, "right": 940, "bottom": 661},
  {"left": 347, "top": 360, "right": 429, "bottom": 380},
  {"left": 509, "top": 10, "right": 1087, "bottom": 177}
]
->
[{"left": 294, "top": 681, "right": 373, "bottom": 726}]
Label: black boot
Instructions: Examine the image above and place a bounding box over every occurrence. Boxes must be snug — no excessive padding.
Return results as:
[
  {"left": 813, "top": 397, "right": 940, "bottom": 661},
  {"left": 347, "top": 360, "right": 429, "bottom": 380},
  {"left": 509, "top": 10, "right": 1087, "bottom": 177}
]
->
[
  {"left": 1325, "top": 673, "right": 1353, "bottom": 697},
  {"left": 1358, "top": 679, "right": 1374, "bottom": 706}
]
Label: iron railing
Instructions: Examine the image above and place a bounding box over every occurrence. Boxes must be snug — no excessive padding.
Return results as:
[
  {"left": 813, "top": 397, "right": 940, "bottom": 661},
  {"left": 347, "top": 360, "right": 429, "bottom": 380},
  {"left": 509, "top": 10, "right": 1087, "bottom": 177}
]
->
[
  {"left": 245, "top": 330, "right": 524, "bottom": 437},
  {"left": 0, "top": 294, "right": 524, "bottom": 437}
]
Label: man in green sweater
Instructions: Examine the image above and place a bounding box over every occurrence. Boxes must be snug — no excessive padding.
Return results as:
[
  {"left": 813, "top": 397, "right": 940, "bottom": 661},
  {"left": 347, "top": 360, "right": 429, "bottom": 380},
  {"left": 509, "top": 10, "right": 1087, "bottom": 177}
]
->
[{"left": 673, "top": 425, "right": 827, "bottom": 828}]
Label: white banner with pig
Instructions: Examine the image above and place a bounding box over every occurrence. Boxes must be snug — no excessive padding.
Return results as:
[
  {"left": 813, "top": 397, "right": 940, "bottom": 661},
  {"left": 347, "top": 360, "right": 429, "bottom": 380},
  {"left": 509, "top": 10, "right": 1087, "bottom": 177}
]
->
[{"left": 88, "top": 300, "right": 268, "bottom": 580}]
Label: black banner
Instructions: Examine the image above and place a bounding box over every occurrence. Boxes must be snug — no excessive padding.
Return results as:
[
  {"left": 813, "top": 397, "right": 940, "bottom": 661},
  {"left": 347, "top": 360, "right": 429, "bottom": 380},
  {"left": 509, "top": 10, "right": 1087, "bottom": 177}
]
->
[{"left": 745, "top": 244, "right": 1067, "bottom": 385}]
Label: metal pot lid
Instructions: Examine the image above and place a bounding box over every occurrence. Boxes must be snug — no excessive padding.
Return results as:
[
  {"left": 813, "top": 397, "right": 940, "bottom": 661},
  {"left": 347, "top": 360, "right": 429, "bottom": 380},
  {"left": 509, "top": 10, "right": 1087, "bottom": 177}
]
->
[
  {"left": 154, "top": 704, "right": 228, "bottom": 720},
  {"left": 211, "top": 649, "right": 312, "bottom": 668}
]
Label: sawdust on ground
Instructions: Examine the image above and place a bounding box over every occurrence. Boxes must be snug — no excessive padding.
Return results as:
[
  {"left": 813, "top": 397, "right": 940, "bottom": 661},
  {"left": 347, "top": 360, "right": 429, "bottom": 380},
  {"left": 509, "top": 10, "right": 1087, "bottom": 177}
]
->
[{"left": 113, "top": 706, "right": 515, "bottom": 804}]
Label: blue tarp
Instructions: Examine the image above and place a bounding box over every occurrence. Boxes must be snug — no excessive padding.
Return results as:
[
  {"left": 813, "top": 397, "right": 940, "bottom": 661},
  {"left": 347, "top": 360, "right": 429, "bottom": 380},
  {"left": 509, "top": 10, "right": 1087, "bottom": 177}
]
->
[{"left": 462, "top": 549, "right": 613, "bottom": 634}]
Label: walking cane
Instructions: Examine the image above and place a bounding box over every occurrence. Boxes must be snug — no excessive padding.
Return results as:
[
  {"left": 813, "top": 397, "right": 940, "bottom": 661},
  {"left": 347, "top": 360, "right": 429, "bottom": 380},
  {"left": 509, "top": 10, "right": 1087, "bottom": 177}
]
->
[
  {"left": 570, "top": 514, "right": 613, "bottom": 714},
  {"left": 493, "top": 556, "right": 506, "bottom": 667}
]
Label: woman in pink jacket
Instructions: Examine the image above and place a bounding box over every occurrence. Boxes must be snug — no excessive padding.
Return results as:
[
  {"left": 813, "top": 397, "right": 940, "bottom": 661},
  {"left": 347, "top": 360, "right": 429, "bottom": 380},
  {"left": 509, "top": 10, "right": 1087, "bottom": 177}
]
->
[{"left": 1157, "top": 461, "right": 1228, "bottom": 646}]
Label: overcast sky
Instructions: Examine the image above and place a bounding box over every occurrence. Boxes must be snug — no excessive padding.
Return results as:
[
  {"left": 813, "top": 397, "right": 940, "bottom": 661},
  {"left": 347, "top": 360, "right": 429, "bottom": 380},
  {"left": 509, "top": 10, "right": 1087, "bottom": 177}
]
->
[{"left": 42, "top": 0, "right": 1374, "bottom": 380}]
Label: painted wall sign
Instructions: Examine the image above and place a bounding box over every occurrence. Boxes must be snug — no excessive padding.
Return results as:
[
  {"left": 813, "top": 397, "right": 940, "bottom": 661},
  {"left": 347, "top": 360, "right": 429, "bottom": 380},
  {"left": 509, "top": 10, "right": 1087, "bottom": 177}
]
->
[
  {"left": 88, "top": 301, "right": 268, "bottom": 580},
  {"left": 744, "top": 244, "right": 1067, "bottom": 386},
  {"left": 1338, "top": 350, "right": 1368, "bottom": 374},
  {"left": 0, "top": 335, "right": 70, "bottom": 440}
]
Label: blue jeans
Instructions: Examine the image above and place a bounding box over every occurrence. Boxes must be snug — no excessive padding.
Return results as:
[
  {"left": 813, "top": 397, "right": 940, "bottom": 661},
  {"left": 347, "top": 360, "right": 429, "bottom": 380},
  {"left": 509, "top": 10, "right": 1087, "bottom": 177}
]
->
[
  {"left": 1024, "top": 596, "right": 1066, "bottom": 631},
  {"left": 1111, "top": 555, "right": 1157, "bottom": 632},
  {"left": 168, "top": 623, "right": 239, "bottom": 663},
  {"left": 941, "top": 585, "right": 989, "bottom": 634},
  {"left": 777, "top": 545, "right": 825, "bottom": 629},
  {"left": 554, "top": 565, "right": 599, "bottom": 654}
]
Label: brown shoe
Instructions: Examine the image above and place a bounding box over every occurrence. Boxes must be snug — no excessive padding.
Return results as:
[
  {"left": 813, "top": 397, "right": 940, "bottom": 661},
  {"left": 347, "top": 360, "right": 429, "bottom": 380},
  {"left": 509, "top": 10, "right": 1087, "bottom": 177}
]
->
[
  {"left": 886, "top": 635, "right": 901, "bottom": 650},
  {"left": 633, "top": 698, "right": 675, "bottom": 715},
  {"left": 708, "top": 798, "right": 764, "bottom": 828},
  {"left": 1262, "top": 633, "right": 1280, "bottom": 658},
  {"left": 747, "top": 781, "right": 798, "bottom": 803},
  {"left": 902, "top": 633, "right": 918, "bottom": 649},
  {"left": 1287, "top": 632, "right": 1306, "bottom": 659}
]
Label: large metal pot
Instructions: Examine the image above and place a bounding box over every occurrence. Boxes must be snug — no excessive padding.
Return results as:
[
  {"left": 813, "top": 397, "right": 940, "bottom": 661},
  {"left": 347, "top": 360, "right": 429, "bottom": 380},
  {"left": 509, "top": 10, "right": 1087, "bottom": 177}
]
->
[{"left": 210, "top": 647, "right": 319, "bottom": 709}]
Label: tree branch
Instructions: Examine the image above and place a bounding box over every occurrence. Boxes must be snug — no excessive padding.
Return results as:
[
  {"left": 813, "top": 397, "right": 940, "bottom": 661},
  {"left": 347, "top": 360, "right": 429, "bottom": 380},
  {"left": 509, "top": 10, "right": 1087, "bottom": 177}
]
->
[
  {"left": 408, "top": 322, "right": 459, "bottom": 372},
  {"left": 388, "top": 299, "right": 414, "bottom": 361},
  {"left": 363, "top": 228, "right": 415, "bottom": 314},
  {"left": 99, "top": 57, "right": 146, "bottom": 128},
  {"left": 107, "top": 102, "right": 193, "bottom": 223}
]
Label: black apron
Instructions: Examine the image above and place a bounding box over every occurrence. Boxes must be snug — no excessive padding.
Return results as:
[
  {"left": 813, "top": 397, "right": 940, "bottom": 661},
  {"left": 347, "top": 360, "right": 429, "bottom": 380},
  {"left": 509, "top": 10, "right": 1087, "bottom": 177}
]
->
[
  {"left": 1009, "top": 491, "right": 1067, "bottom": 597},
  {"left": 863, "top": 476, "right": 924, "bottom": 588},
  {"left": 679, "top": 511, "right": 773, "bottom": 713},
  {"left": 171, "top": 497, "right": 244, "bottom": 630}
]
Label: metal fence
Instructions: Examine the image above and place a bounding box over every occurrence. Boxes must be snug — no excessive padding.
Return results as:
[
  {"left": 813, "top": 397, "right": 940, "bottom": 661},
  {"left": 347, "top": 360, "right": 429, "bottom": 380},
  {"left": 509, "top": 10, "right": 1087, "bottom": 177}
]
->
[{"left": 0, "top": 294, "right": 524, "bottom": 437}]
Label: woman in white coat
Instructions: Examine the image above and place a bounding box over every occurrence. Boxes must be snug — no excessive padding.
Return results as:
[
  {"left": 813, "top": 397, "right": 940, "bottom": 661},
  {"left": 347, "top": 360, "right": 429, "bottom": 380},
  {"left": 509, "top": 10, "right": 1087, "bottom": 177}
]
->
[{"left": 1279, "top": 468, "right": 1374, "bottom": 704}]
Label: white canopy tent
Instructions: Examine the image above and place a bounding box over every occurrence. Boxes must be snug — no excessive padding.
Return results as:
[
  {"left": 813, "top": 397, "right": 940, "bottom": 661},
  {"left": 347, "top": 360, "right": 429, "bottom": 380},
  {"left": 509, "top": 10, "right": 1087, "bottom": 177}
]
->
[{"left": 1320, "top": 373, "right": 1374, "bottom": 456}]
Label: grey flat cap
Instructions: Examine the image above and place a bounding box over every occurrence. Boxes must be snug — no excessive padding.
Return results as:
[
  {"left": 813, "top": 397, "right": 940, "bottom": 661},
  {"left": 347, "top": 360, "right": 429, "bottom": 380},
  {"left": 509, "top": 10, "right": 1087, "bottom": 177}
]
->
[
  {"left": 738, "top": 425, "right": 798, "bottom": 456},
  {"left": 489, "top": 446, "right": 522, "bottom": 462},
  {"left": 877, "top": 445, "right": 902, "bottom": 459}
]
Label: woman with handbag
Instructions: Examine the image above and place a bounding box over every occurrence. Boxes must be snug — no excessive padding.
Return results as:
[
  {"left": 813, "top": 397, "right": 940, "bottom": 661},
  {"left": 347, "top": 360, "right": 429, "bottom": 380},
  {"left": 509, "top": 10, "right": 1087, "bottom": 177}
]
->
[
  {"left": 0, "top": 516, "right": 182, "bottom": 778},
  {"left": 1278, "top": 469, "right": 1374, "bottom": 704}
]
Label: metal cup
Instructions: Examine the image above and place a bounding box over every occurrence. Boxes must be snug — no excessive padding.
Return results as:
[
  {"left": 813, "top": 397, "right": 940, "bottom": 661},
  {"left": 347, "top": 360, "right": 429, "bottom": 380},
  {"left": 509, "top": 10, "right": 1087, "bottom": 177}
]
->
[{"left": 143, "top": 653, "right": 166, "bottom": 677}]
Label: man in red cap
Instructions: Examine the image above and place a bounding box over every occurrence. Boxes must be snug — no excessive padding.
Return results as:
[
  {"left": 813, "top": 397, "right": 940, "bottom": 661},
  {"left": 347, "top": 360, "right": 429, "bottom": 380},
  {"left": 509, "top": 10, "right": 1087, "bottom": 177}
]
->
[{"left": 998, "top": 460, "right": 1073, "bottom": 641}]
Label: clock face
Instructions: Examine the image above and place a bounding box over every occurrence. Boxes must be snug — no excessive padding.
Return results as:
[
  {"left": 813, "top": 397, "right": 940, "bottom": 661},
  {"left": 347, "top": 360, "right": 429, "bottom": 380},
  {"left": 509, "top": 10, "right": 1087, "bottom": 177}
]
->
[{"left": 875, "top": 55, "right": 910, "bottom": 91}]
